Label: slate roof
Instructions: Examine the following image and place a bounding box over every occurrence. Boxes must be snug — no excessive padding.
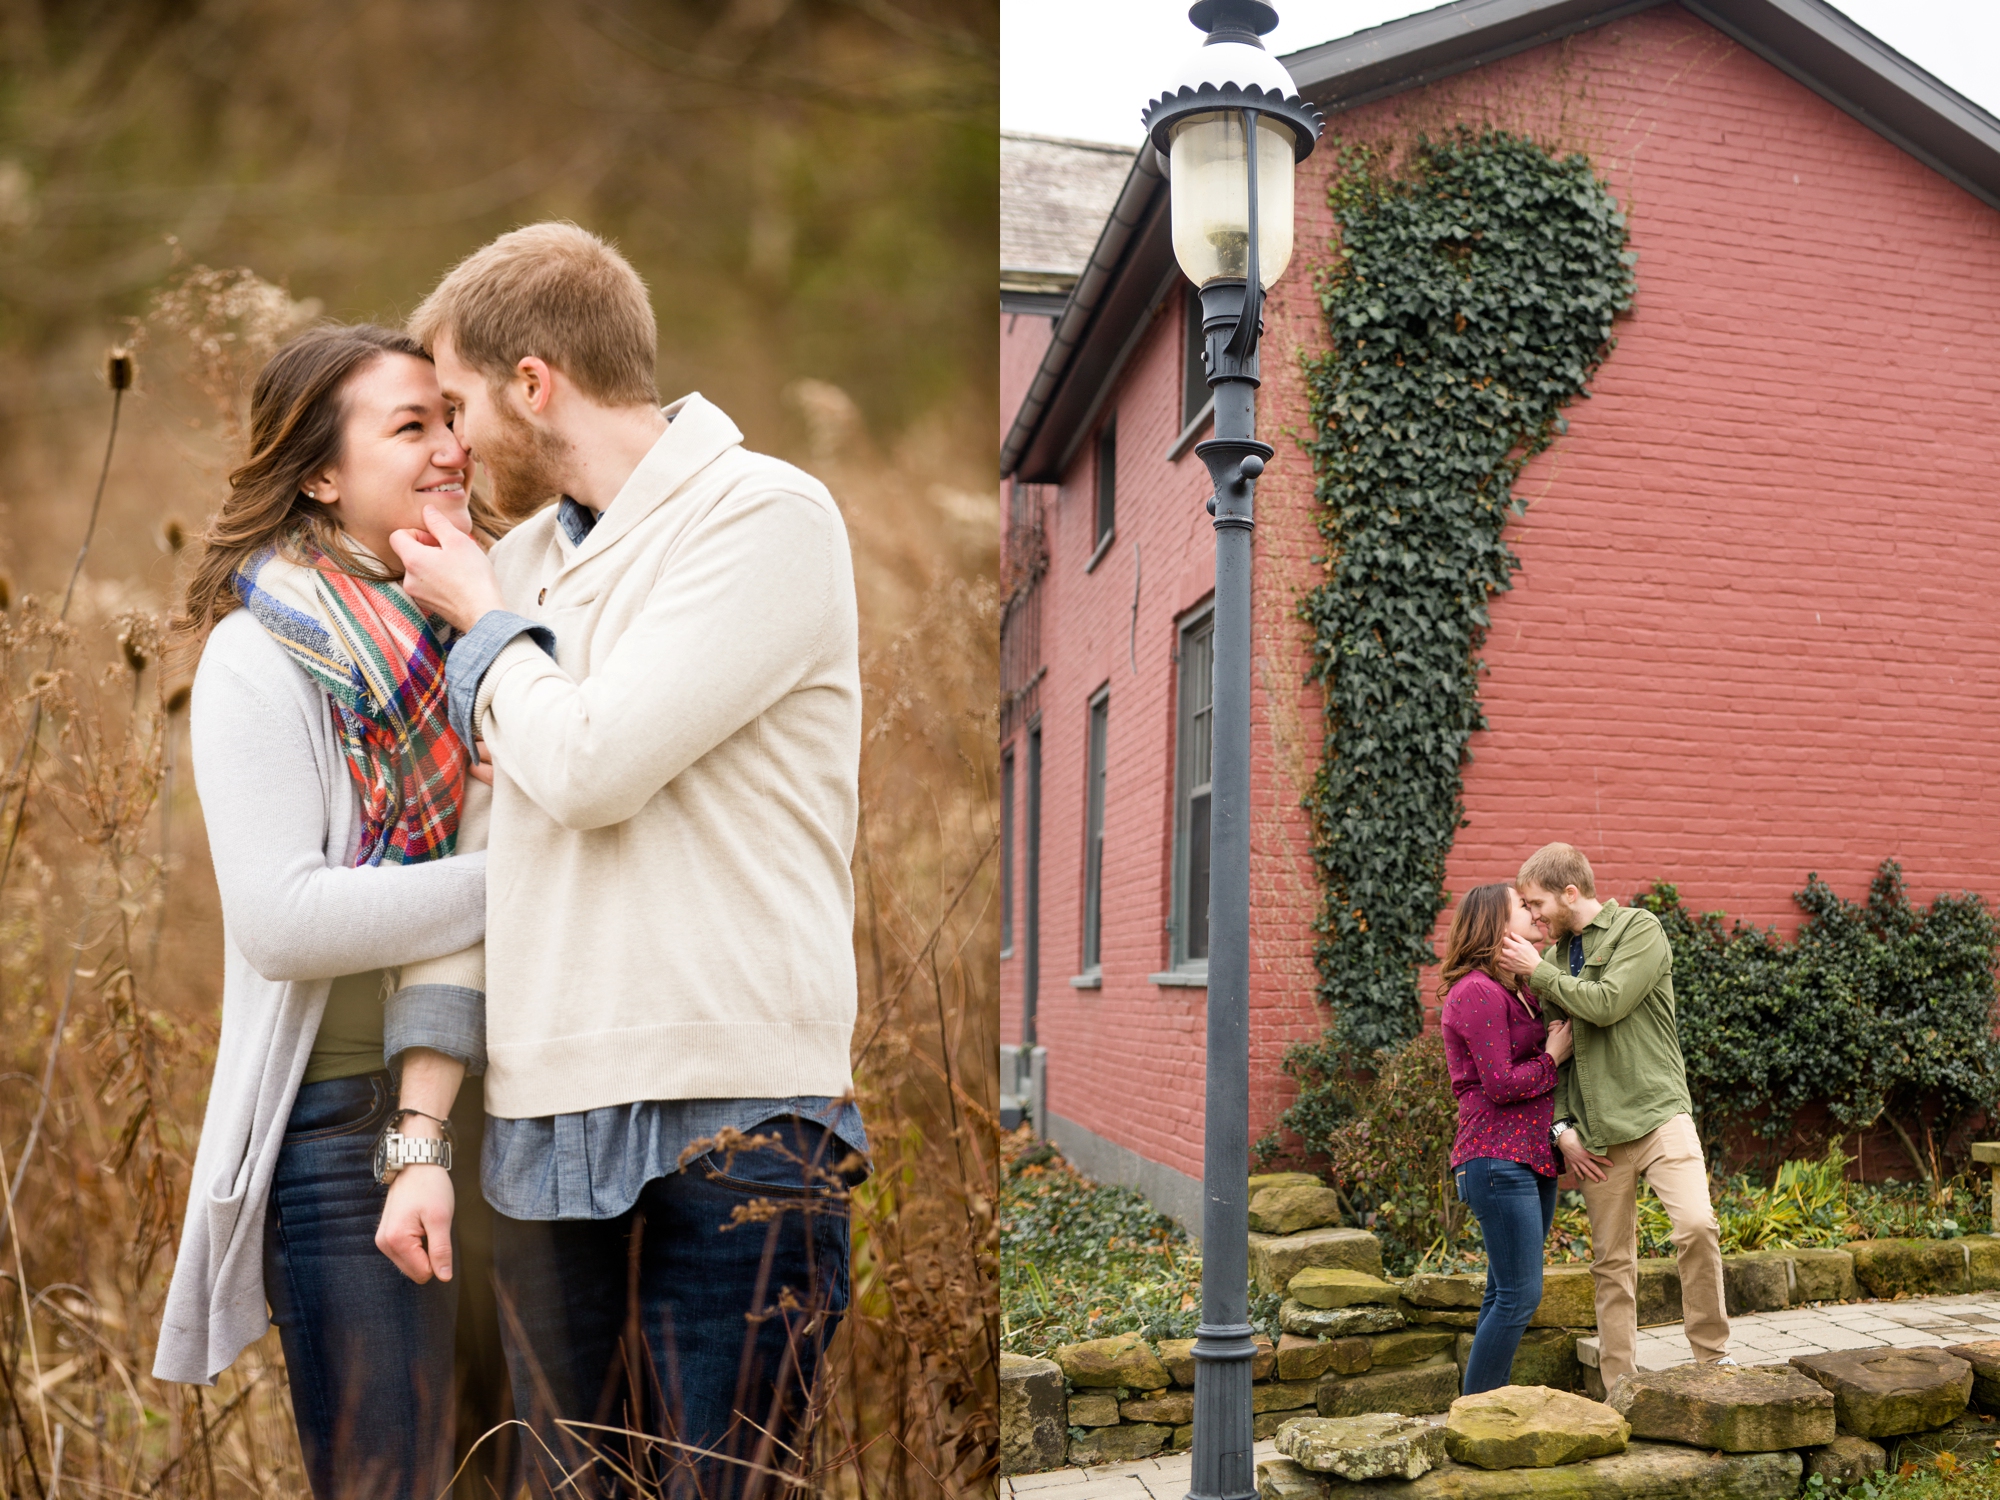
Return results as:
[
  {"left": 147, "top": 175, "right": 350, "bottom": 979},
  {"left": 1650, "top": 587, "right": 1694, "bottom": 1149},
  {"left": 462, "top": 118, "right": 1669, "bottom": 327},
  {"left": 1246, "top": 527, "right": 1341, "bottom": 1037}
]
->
[{"left": 1001, "top": 131, "right": 1139, "bottom": 295}]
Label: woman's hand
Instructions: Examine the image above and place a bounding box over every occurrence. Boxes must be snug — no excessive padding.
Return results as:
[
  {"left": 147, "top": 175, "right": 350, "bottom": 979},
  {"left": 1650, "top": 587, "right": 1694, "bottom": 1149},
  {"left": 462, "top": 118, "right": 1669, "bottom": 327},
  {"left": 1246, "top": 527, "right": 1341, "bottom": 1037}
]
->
[
  {"left": 376, "top": 1047, "right": 464, "bottom": 1283},
  {"left": 469, "top": 739, "right": 494, "bottom": 786},
  {"left": 1544, "top": 1019, "right": 1574, "bottom": 1066},
  {"left": 377, "top": 1162, "right": 454, "bottom": 1283},
  {"left": 1557, "top": 1125, "right": 1615, "bottom": 1183}
]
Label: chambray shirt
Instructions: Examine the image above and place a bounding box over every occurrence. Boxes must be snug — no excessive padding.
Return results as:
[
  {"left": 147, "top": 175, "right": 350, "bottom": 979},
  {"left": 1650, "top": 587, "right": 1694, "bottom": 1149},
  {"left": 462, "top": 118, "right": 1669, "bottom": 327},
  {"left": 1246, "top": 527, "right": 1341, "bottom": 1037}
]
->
[{"left": 440, "top": 497, "right": 868, "bottom": 1221}]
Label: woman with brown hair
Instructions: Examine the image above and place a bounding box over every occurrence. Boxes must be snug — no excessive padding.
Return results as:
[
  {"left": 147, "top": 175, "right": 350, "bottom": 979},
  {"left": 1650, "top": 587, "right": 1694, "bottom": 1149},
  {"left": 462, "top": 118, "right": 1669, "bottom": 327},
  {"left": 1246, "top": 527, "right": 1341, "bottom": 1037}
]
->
[
  {"left": 1439, "top": 881, "right": 1574, "bottom": 1395},
  {"left": 150, "top": 324, "right": 508, "bottom": 1499}
]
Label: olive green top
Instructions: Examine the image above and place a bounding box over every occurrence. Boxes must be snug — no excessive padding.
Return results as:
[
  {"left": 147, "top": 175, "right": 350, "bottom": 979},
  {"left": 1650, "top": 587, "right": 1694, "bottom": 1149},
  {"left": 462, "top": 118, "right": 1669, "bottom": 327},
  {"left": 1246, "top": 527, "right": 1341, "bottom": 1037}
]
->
[
  {"left": 301, "top": 969, "right": 387, "bottom": 1085},
  {"left": 1532, "top": 899, "right": 1694, "bottom": 1153}
]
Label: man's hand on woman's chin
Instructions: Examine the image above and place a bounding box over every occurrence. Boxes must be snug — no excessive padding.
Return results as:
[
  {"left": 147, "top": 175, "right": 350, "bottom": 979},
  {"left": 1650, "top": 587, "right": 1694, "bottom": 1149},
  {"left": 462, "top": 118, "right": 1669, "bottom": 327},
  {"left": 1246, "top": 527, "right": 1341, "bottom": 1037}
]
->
[
  {"left": 1498, "top": 932, "right": 1544, "bottom": 976},
  {"left": 376, "top": 1164, "right": 455, "bottom": 1284},
  {"left": 389, "top": 504, "right": 508, "bottom": 633}
]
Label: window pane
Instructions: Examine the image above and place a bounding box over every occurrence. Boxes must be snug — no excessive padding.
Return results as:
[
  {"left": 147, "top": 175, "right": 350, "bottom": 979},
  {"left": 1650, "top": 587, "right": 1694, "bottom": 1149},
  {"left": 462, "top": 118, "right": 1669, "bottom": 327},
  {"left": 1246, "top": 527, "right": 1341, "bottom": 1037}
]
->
[
  {"left": 1001, "top": 750, "right": 1014, "bottom": 954},
  {"left": 1083, "top": 696, "right": 1108, "bottom": 970},
  {"left": 1174, "top": 611, "right": 1215, "bottom": 968},
  {"left": 1188, "top": 622, "right": 1213, "bottom": 791},
  {"left": 1186, "top": 791, "right": 1210, "bottom": 960},
  {"left": 1184, "top": 285, "right": 1208, "bottom": 428},
  {"left": 1095, "top": 420, "right": 1116, "bottom": 546}
]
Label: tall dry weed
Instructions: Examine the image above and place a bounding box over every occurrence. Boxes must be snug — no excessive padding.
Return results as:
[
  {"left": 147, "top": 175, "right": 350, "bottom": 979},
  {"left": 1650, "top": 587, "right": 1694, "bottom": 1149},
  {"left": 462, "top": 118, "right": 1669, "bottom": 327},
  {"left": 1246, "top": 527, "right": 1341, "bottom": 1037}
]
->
[{"left": 0, "top": 276, "right": 998, "bottom": 1497}]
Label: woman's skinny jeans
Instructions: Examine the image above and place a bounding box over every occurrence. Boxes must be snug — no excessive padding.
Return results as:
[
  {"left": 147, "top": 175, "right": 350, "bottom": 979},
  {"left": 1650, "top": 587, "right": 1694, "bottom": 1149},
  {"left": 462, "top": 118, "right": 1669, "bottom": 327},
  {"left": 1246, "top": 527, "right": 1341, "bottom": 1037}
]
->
[
  {"left": 263, "top": 1071, "right": 457, "bottom": 1500},
  {"left": 1454, "top": 1156, "right": 1558, "bottom": 1395}
]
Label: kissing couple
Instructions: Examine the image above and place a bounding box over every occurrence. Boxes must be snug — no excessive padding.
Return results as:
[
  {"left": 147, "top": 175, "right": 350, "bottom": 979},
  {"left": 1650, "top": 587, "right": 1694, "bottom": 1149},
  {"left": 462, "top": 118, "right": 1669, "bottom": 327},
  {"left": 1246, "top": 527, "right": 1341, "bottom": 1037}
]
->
[
  {"left": 153, "top": 223, "right": 868, "bottom": 1500},
  {"left": 1438, "top": 841, "right": 1734, "bottom": 1397}
]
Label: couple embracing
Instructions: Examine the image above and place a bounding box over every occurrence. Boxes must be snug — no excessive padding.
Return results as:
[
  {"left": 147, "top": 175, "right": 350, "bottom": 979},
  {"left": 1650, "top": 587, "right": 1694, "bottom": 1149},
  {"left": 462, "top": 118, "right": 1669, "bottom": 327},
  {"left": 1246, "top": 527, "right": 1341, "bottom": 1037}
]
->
[
  {"left": 1439, "top": 842, "right": 1733, "bottom": 1396},
  {"left": 151, "top": 223, "right": 865, "bottom": 1499}
]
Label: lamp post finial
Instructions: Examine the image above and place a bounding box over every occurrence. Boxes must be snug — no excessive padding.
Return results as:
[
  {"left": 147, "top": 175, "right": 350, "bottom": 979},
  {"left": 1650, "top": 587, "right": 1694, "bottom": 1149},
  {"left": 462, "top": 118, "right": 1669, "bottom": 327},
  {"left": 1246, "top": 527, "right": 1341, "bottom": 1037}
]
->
[{"left": 1188, "top": 0, "right": 1280, "bottom": 44}]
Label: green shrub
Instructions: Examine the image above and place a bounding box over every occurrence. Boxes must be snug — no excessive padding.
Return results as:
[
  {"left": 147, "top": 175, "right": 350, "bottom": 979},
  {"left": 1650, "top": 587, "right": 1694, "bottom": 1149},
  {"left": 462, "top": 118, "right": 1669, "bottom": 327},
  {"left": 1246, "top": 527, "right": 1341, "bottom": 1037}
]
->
[
  {"left": 1656, "top": 860, "right": 2000, "bottom": 1182},
  {"left": 1262, "top": 863, "right": 2000, "bottom": 1256},
  {"left": 1264, "top": 1032, "right": 1481, "bottom": 1275}
]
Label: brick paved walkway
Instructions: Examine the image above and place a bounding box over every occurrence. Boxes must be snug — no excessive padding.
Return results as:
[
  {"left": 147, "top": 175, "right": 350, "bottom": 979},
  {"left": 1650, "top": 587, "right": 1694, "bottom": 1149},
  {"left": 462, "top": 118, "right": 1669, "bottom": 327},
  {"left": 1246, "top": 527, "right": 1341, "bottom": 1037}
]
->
[
  {"left": 1004, "top": 1290, "right": 2000, "bottom": 1496},
  {"left": 1634, "top": 1288, "right": 2000, "bottom": 1368}
]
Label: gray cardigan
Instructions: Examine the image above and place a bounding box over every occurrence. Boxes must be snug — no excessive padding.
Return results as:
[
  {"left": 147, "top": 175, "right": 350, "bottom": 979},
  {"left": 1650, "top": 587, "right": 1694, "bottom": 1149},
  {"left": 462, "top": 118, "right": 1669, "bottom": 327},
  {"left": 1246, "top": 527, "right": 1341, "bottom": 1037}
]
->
[{"left": 152, "top": 609, "right": 486, "bottom": 1385}]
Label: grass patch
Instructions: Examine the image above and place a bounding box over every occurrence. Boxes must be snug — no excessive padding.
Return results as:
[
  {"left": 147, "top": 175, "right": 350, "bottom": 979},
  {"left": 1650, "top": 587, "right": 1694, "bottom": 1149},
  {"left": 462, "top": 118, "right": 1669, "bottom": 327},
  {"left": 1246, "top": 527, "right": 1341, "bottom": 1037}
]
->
[{"left": 1829, "top": 1452, "right": 2000, "bottom": 1497}]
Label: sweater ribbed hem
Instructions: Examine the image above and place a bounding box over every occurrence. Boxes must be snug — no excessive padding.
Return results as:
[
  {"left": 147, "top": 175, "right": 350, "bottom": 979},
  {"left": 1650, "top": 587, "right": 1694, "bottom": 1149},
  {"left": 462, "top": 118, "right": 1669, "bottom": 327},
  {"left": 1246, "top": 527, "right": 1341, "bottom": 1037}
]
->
[{"left": 482, "top": 1021, "right": 856, "bottom": 1119}]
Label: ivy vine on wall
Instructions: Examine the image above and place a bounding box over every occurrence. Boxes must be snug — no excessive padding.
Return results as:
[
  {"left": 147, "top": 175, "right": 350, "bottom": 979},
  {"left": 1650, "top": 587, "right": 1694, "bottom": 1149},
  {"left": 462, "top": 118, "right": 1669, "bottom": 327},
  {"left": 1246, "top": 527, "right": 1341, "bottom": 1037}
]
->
[{"left": 1282, "top": 129, "right": 1636, "bottom": 1130}]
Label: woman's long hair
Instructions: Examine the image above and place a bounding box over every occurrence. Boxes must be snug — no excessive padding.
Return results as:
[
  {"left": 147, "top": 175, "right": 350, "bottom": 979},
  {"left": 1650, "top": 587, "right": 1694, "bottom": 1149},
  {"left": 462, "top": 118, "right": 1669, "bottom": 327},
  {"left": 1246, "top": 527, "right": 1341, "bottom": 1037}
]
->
[
  {"left": 1437, "top": 882, "right": 1518, "bottom": 1002},
  {"left": 173, "top": 323, "right": 503, "bottom": 646}
]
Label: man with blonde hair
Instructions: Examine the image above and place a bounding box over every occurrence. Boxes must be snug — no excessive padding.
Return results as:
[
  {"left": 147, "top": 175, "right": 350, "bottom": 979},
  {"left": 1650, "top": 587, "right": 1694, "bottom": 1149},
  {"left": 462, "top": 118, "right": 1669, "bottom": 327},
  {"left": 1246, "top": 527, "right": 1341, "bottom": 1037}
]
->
[
  {"left": 1497, "top": 842, "right": 1731, "bottom": 1389},
  {"left": 386, "top": 221, "right": 866, "bottom": 1496}
]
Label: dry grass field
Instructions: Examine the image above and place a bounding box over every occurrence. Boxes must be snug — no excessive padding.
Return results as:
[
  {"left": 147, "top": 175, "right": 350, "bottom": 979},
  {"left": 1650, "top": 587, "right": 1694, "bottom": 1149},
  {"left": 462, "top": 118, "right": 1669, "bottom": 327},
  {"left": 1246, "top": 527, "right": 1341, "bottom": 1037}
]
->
[{"left": 0, "top": 3, "right": 999, "bottom": 1495}]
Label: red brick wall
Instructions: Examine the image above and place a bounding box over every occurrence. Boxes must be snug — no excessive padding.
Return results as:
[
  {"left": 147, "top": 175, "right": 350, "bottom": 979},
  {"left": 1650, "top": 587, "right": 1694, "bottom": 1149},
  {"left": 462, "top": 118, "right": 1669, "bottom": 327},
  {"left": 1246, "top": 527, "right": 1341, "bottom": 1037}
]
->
[{"left": 1000, "top": 2, "right": 2000, "bottom": 1177}]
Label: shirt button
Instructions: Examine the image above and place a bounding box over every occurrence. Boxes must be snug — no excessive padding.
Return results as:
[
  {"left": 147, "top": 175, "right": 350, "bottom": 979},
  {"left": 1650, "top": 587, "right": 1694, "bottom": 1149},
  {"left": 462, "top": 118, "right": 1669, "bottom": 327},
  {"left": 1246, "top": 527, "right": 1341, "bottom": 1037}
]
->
[{"left": 538, "top": 588, "right": 547, "bottom": 605}]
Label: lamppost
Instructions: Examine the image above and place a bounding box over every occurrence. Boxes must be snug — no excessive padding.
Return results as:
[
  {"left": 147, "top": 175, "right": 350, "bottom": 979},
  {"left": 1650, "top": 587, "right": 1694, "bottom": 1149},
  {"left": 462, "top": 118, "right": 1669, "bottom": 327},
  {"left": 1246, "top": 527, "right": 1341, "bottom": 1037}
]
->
[{"left": 1141, "top": 6, "right": 1320, "bottom": 1498}]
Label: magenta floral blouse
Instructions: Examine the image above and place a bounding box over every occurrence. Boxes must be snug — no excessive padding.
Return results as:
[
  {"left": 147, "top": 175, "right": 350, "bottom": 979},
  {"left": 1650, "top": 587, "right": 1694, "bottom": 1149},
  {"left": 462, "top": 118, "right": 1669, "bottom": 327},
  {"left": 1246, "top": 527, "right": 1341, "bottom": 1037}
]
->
[{"left": 1441, "top": 969, "right": 1560, "bottom": 1176}]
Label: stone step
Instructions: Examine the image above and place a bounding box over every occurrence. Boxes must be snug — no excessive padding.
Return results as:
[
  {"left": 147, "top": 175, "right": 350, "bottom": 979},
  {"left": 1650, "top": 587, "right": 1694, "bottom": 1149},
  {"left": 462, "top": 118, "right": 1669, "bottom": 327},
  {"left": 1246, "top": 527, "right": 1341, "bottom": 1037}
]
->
[
  {"left": 1606, "top": 1363, "right": 1835, "bottom": 1451},
  {"left": 1790, "top": 1347, "right": 1973, "bottom": 1438},
  {"left": 1258, "top": 1442, "right": 1801, "bottom": 1498},
  {"left": 1249, "top": 1227, "right": 1383, "bottom": 1294},
  {"left": 1445, "top": 1386, "right": 1629, "bottom": 1469}
]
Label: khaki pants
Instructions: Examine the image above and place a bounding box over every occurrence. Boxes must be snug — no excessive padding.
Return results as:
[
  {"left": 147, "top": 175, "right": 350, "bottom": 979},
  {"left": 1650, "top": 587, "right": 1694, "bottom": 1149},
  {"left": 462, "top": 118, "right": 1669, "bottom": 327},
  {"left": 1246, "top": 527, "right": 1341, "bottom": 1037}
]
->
[{"left": 1580, "top": 1112, "right": 1730, "bottom": 1387}]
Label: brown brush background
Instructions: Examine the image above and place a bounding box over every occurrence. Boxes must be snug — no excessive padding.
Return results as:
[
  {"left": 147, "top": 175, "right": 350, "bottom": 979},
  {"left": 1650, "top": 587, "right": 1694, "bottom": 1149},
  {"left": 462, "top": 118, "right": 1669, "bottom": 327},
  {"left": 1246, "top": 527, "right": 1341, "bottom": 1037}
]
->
[{"left": 0, "top": 2, "right": 998, "bottom": 1495}]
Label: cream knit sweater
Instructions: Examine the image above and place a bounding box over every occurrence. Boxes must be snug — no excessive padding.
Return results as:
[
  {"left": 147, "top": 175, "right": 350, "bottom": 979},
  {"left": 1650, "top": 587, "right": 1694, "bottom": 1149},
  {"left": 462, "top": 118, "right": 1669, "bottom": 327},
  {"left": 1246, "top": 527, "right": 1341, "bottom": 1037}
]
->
[{"left": 472, "top": 394, "right": 860, "bottom": 1118}]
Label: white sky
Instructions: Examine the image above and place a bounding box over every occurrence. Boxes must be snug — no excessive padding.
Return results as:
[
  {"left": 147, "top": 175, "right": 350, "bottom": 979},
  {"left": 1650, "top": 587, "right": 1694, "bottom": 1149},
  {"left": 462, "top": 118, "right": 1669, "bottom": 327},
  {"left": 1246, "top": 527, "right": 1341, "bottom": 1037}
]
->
[{"left": 1001, "top": 0, "right": 2000, "bottom": 146}]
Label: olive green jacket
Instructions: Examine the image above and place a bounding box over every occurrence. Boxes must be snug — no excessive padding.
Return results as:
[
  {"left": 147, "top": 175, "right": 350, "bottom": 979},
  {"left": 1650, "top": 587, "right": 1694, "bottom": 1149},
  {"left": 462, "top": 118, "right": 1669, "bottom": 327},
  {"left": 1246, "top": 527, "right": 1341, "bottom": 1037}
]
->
[{"left": 1531, "top": 899, "right": 1694, "bottom": 1153}]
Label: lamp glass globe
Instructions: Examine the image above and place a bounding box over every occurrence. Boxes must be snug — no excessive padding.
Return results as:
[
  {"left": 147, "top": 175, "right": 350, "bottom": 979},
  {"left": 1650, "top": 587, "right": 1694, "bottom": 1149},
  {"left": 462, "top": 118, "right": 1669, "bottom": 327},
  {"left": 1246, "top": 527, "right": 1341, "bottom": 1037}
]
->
[{"left": 1167, "top": 109, "right": 1295, "bottom": 288}]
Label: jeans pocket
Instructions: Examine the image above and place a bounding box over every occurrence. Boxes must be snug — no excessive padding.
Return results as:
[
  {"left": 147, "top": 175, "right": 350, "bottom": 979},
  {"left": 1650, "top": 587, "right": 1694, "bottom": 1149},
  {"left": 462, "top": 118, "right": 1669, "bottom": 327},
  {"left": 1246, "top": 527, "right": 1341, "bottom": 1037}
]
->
[
  {"left": 283, "top": 1073, "right": 391, "bottom": 1142},
  {"left": 698, "top": 1118, "right": 847, "bottom": 1203}
]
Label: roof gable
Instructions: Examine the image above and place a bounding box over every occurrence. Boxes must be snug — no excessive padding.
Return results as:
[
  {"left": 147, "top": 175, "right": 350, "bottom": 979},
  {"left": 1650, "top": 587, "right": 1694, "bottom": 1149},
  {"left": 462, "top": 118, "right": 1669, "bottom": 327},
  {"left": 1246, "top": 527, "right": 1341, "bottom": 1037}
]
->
[
  {"left": 1001, "top": 132, "right": 1138, "bottom": 296},
  {"left": 1002, "top": 0, "right": 2000, "bottom": 481}
]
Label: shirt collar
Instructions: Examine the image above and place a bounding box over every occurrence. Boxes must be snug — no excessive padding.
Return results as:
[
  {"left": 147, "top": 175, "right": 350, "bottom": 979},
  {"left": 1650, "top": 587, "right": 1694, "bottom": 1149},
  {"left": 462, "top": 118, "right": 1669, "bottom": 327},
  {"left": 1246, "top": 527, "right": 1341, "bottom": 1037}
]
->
[
  {"left": 557, "top": 394, "right": 742, "bottom": 568},
  {"left": 556, "top": 496, "right": 597, "bottom": 547}
]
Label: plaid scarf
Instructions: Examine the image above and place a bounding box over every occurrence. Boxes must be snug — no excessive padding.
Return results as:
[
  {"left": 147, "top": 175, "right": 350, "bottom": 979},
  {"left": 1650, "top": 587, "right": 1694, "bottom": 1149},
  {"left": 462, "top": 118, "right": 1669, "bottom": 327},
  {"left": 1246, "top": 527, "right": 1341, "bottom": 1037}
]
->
[{"left": 233, "top": 542, "right": 467, "bottom": 866}]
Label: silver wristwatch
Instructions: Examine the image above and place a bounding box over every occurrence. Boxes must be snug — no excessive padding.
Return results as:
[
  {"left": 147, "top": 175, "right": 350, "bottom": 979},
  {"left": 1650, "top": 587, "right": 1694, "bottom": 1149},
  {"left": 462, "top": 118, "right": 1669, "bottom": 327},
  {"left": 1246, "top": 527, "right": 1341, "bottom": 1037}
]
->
[
  {"left": 373, "top": 1109, "right": 455, "bottom": 1184},
  {"left": 1550, "top": 1117, "right": 1576, "bottom": 1146}
]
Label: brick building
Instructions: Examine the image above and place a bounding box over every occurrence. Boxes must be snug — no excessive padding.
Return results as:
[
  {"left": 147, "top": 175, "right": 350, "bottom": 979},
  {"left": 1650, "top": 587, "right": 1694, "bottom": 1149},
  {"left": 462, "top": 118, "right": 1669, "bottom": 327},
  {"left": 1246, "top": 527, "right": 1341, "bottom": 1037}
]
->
[{"left": 998, "top": 0, "right": 2000, "bottom": 1226}]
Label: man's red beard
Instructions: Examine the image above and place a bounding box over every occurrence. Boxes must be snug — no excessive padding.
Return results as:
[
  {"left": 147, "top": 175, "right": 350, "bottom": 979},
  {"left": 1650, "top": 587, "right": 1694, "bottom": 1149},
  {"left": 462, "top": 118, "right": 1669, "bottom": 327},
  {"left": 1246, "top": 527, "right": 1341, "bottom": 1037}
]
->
[
  {"left": 480, "top": 390, "right": 571, "bottom": 520},
  {"left": 1542, "top": 900, "right": 1579, "bottom": 941}
]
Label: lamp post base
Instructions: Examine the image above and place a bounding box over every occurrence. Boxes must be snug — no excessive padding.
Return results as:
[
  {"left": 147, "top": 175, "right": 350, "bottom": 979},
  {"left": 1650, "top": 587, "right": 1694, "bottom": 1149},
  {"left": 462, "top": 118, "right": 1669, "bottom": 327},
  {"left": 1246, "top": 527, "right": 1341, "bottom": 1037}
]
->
[{"left": 1187, "top": 1320, "right": 1259, "bottom": 1500}]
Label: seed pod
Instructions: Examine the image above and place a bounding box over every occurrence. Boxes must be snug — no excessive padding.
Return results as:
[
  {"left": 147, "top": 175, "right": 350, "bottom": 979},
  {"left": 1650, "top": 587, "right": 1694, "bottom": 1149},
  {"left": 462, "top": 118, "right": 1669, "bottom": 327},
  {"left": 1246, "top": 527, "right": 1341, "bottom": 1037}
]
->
[
  {"left": 106, "top": 347, "right": 134, "bottom": 391},
  {"left": 0, "top": 573, "right": 11, "bottom": 610},
  {"left": 121, "top": 630, "right": 149, "bottom": 673},
  {"left": 157, "top": 516, "right": 187, "bottom": 554},
  {"left": 164, "top": 681, "right": 192, "bottom": 714}
]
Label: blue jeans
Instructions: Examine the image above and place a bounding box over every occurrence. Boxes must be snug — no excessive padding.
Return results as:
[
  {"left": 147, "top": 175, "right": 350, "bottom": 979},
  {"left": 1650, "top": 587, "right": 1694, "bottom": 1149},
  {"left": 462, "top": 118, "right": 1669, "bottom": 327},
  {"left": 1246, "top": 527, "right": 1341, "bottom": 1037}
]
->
[
  {"left": 491, "top": 1116, "right": 853, "bottom": 1499},
  {"left": 1454, "top": 1156, "right": 1558, "bottom": 1395},
  {"left": 264, "top": 1072, "right": 458, "bottom": 1500}
]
